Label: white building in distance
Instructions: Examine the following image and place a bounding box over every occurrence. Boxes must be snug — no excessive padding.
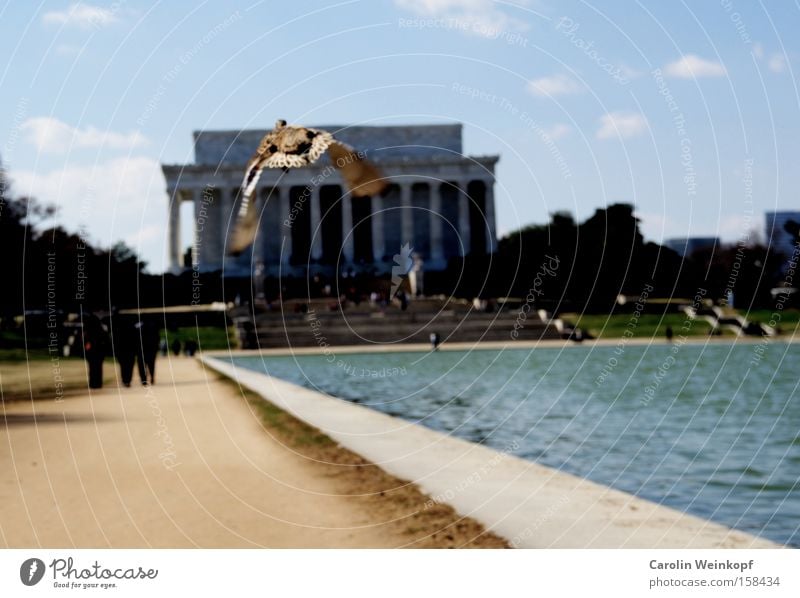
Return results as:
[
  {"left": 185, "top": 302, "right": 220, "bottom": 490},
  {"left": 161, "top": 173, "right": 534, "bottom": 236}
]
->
[{"left": 162, "top": 124, "right": 498, "bottom": 277}]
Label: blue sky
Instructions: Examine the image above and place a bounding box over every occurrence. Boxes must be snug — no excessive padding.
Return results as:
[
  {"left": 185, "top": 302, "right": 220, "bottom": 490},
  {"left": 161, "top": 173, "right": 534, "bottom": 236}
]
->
[{"left": 1, "top": 0, "right": 798, "bottom": 272}]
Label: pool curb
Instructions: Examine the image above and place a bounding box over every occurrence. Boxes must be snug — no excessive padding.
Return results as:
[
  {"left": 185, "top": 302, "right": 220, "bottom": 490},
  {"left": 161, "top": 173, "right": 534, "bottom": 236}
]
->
[{"left": 199, "top": 354, "right": 780, "bottom": 549}]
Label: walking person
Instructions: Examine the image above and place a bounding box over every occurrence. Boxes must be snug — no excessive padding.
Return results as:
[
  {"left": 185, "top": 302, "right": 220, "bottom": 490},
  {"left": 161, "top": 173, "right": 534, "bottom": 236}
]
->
[
  {"left": 111, "top": 313, "right": 137, "bottom": 387},
  {"left": 81, "top": 312, "right": 109, "bottom": 389},
  {"left": 134, "top": 319, "right": 160, "bottom": 385},
  {"left": 429, "top": 331, "right": 440, "bottom": 351}
]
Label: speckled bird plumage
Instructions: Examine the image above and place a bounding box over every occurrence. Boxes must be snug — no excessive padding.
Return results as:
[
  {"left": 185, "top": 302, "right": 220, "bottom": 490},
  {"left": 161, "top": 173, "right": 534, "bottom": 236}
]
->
[{"left": 228, "top": 120, "right": 387, "bottom": 256}]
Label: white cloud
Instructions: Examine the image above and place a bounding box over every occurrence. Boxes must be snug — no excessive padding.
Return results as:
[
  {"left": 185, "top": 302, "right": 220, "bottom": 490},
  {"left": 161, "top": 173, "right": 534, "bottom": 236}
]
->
[
  {"left": 526, "top": 74, "right": 582, "bottom": 98},
  {"left": 663, "top": 54, "right": 726, "bottom": 79},
  {"left": 21, "top": 117, "right": 146, "bottom": 153},
  {"left": 55, "top": 44, "right": 82, "bottom": 56},
  {"left": 768, "top": 53, "right": 787, "bottom": 73},
  {"left": 542, "top": 123, "right": 571, "bottom": 141},
  {"left": 12, "top": 157, "right": 168, "bottom": 270},
  {"left": 596, "top": 111, "right": 648, "bottom": 140},
  {"left": 42, "top": 2, "right": 118, "bottom": 29},
  {"left": 752, "top": 43, "right": 789, "bottom": 74},
  {"left": 395, "top": 0, "right": 528, "bottom": 37}
]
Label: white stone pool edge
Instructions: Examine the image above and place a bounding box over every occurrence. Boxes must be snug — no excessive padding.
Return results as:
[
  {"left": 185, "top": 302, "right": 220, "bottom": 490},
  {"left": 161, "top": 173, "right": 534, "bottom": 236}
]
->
[{"left": 200, "top": 354, "right": 779, "bottom": 549}]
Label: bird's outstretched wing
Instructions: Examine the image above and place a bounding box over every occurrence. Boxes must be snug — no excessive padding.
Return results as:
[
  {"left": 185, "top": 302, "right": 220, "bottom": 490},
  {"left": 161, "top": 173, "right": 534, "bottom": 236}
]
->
[
  {"left": 228, "top": 122, "right": 386, "bottom": 256},
  {"left": 327, "top": 141, "right": 387, "bottom": 198},
  {"left": 229, "top": 125, "right": 333, "bottom": 255}
]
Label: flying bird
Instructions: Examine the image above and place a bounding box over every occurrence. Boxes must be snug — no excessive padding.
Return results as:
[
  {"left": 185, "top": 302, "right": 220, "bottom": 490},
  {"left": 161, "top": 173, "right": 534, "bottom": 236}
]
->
[{"left": 227, "top": 120, "right": 387, "bottom": 255}]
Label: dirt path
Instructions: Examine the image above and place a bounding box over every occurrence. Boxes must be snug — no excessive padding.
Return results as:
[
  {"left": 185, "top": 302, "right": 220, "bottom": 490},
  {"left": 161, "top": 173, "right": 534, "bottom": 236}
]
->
[{"left": 0, "top": 356, "right": 504, "bottom": 548}]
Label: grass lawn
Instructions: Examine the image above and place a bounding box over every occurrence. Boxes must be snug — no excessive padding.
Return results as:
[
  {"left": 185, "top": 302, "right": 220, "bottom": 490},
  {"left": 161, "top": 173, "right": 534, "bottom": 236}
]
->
[
  {"left": 560, "top": 312, "right": 720, "bottom": 339},
  {"left": 161, "top": 326, "right": 238, "bottom": 351},
  {"left": 738, "top": 309, "right": 800, "bottom": 333}
]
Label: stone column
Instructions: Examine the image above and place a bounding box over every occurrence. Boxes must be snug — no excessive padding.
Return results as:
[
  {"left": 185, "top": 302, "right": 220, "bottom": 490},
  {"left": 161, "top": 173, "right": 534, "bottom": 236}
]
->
[
  {"left": 167, "top": 186, "right": 182, "bottom": 273},
  {"left": 484, "top": 179, "right": 498, "bottom": 253},
  {"left": 222, "top": 187, "right": 235, "bottom": 261},
  {"left": 430, "top": 183, "right": 445, "bottom": 267},
  {"left": 278, "top": 186, "right": 292, "bottom": 267},
  {"left": 371, "top": 194, "right": 384, "bottom": 263},
  {"left": 189, "top": 188, "right": 203, "bottom": 269},
  {"left": 456, "top": 181, "right": 471, "bottom": 256},
  {"left": 400, "top": 182, "right": 413, "bottom": 246},
  {"left": 252, "top": 187, "right": 267, "bottom": 265},
  {"left": 310, "top": 185, "right": 322, "bottom": 260},
  {"left": 341, "top": 194, "right": 354, "bottom": 263}
]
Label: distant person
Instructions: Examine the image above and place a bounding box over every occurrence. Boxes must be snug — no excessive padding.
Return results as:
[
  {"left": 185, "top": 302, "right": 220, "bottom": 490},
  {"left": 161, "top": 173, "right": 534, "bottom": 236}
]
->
[
  {"left": 81, "top": 312, "right": 109, "bottom": 389},
  {"left": 171, "top": 338, "right": 181, "bottom": 356},
  {"left": 397, "top": 290, "right": 409, "bottom": 311},
  {"left": 135, "top": 320, "right": 159, "bottom": 385},
  {"left": 430, "top": 331, "right": 440, "bottom": 351},
  {"left": 111, "top": 314, "right": 137, "bottom": 387},
  {"left": 184, "top": 339, "right": 198, "bottom": 357},
  {"left": 665, "top": 325, "right": 674, "bottom": 342},
  {"left": 159, "top": 338, "right": 168, "bottom": 356}
]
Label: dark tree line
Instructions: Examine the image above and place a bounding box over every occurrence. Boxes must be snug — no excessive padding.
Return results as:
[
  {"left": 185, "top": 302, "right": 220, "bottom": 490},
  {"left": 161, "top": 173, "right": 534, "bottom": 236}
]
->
[
  {"left": 449, "top": 203, "right": 784, "bottom": 312},
  {"left": 0, "top": 164, "right": 242, "bottom": 322}
]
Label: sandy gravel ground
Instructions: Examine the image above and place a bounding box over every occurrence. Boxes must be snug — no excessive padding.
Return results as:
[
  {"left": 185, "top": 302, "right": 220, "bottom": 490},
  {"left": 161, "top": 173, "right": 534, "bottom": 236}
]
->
[{"left": 0, "top": 356, "right": 504, "bottom": 548}]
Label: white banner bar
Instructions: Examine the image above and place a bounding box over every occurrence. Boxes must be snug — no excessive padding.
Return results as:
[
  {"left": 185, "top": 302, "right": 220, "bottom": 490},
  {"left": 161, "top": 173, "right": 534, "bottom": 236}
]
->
[{"left": 0, "top": 549, "right": 797, "bottom": 597}]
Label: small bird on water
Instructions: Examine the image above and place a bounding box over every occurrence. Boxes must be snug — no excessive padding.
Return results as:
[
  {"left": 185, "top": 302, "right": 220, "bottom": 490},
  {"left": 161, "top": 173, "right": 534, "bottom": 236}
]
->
[{"left": 227, "top": 120, "right": 387, "bottom": 255}]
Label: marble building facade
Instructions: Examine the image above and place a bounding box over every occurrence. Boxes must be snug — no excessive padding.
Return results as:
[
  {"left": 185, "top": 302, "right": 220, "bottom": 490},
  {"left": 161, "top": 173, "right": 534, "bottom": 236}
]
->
[{"left": 162, "top": 124, "right": 498, "bottom": 277}]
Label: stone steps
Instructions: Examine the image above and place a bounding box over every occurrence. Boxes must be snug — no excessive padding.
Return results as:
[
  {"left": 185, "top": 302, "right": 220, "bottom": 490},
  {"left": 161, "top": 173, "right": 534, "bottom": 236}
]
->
[{"left": 233, "top": 309, "right": 562, "bottom": 348}]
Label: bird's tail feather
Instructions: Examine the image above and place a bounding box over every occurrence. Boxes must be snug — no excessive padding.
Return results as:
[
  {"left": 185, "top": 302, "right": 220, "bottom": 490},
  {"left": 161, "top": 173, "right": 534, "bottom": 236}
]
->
[
  {"left": 327, "top": 141, "right": 387, "bottom": 198},
  {"left": 227, "top": 188, "right": 259, "bottom": 256}
]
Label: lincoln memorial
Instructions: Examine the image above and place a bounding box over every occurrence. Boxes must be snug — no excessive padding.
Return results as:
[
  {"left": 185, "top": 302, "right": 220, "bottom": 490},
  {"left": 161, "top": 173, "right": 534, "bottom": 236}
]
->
[{"left": 161, "top": 123, "right": 498, "bottom": 277}]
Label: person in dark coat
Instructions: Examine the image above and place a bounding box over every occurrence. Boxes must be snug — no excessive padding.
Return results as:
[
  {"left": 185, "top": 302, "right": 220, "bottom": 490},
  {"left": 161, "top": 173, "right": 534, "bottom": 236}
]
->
[
  {"left": 81, "top": 312, "right": 109, "bottom": 389},
  {"left": 111, "top": 314, "right": 137, "bottom": 387},
  {"left": 135, "top": 319, "right": 160, "bottom": 385}
]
